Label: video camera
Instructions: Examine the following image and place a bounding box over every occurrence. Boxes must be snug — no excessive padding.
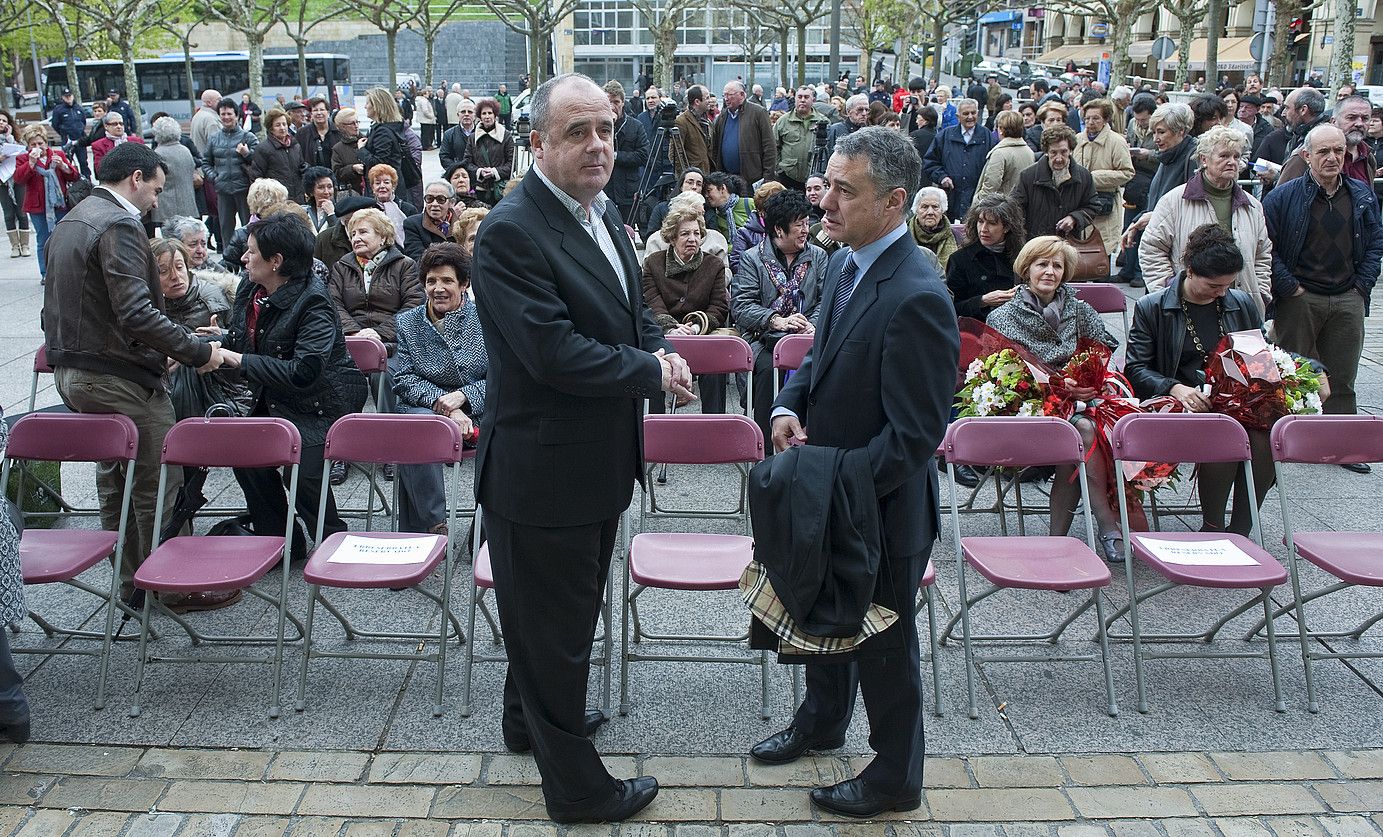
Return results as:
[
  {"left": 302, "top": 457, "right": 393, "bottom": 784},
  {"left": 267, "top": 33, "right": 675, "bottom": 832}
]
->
[
  {"left": 656, "top": 100, "right": 678, "bottom": 126},
  {"left": 514, "top": 114, "right": 531, "bottom": 148}
]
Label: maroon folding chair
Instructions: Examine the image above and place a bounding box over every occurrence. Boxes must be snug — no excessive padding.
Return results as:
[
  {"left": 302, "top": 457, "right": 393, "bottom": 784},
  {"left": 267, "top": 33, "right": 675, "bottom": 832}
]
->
[
  {"left": 917, "top": 561, "right": 944, "bottom": 716},
  {"left": 770, "top": 333, "right": 813, "bottom": 399},
  {"left": 622, "top": 413, "right": 771, "bottom": 718},
  {"left": 663, "top": 334, "right": 754, "bottom": 416},
  {"left": 1111, "top": 413, "right": 1288, "bottom": 713},
  {"left": 1072, "top": 282, "right": 1131, "bottom": 335},
  {"left": 0, "top": 413, "right": 139, "bottom": 709},
  {"left": 130, "top": 417, "right": 304, "bottom": 718},
  {"left": 340, "top": 334, "right": 393, "bottom": 521},
  {"left": 1269, "top": 415, "right": 1383, "bottom": 713},
  {"left": 297, "top": 413, "right": 467, "bottom": 716},
  {"left": 944, "top": 417, "right": 1119, "bottom": 718}
]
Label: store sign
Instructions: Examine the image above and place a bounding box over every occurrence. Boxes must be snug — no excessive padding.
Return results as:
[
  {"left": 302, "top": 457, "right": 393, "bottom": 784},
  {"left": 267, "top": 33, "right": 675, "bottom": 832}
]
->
[
  {"left": 1028, "top": 7, "right": 1044, "bottom": 17},
  {"left": 1090, "top": 22, "right": 1109, "bottom": 37}
]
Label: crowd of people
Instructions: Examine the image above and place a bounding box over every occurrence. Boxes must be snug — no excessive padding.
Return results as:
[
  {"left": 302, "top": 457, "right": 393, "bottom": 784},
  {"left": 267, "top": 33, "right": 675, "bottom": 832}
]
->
[{"left": 9, "top": 61, "right": 1380, "bottom": 822}]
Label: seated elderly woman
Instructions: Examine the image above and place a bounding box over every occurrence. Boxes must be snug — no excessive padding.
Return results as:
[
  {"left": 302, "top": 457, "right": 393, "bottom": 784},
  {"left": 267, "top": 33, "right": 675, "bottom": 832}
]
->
[
  {"left": 946, "top": 192, "right": 1026, "bottom": 322},
  {"left": 392, "top": 242, "right": 487, "bottom": 535},
  {"left": 403, "top": 180, "right": 454, "bottom": 261},
  {"left": 729, "top": 180, "right": 786, "bottom": 274},
  {"left": 214, "top": 213, "right": 368, "bottom": 560},
  {"left": 641, "top": 200, "right": 730, "bottom": 415},
  {"left": 644, "top": 191, "right": 732, "bottom": 286},
  {"left": 987, "top": 235, "right": 1124, "bottom": 561},
  {"left": 327, "top": 207, "right": 423, "bottom": 478},
  {"left": 1125, "top": 224, "right": 1304, "bottom": 537},
  {"left": 444, "top": 164, "right": 487, "bottom": 209},
  {"left": 224, "top": 178, "right": 290, "bottom": 268},
  {"left": 1138, "top": 125, "right": 1272, "bottom": 316},
  {"left": 909, "top": 186, "right": 959, "bottom": 270},
  {"left": 302, "top": 166, "right": 337, "bottom": 234},
  {"left": 451, "top": 206, "right": 490, "bottom": 257},
  {"left": 730, "top": 190, "right": 826, "bottom": 442},
  {"left": 164, "top": 215, "right": 227, "bottom": 273},
  {"left": 368, "top": 163, "right": 417, "bottom": 246}
]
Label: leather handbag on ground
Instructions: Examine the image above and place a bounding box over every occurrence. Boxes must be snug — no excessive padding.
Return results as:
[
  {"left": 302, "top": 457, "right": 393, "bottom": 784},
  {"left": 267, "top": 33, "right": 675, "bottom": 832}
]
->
[{"left": 1065, "top": 227, "right": 1108, "bottom": 282}]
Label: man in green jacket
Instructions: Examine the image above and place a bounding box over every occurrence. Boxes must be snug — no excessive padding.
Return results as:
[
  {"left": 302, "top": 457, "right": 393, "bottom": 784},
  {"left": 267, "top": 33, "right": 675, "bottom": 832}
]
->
[
  {"left": 496, "top": 83, "right": 513, "bottom": 128},
  {"left": 774, "top": 86, "right": 828, "bottom": 191}
]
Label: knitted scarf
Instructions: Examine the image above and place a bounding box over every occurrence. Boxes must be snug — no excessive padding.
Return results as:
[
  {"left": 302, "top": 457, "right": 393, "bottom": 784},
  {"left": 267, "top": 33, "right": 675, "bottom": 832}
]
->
[{"left": 758, "top": 238, "right": 813, "bottom": 317}]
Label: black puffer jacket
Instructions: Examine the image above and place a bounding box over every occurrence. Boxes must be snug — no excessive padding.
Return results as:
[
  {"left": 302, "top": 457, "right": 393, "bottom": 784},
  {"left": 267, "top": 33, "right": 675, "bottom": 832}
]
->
[
  {"left": 248, "top": 135, "right": 306, "bottom": 201},
  {"left": 222, "top": 275, "right": 368, "bottom": 446}
]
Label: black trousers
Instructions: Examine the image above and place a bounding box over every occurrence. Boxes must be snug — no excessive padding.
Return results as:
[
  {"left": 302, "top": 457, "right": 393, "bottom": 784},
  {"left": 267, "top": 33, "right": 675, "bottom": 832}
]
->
[
  {"left": 485, "top": 508, "right": 619, "bottom": 812},
  {"left": 790, "top": 548, "right": 929, "bottom": 797},
  {"left": 233, "top": 441, "right": 345, "bottom": 559},
  {"left": 646, "top": 373, "right": 726, "bottom": 415}
]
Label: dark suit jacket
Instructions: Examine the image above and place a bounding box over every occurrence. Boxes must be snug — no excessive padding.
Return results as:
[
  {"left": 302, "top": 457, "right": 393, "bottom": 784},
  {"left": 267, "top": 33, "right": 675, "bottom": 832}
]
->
[
  {"left": 773, "top": 230, "right": 958, "bottom": 648},
  {"left": 472, "top": 174, "right": 672, "bottom": 527}
]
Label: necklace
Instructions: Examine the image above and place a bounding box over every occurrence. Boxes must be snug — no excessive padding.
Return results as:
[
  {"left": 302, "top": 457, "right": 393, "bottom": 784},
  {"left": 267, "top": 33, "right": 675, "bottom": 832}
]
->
[{"left": 1180, "top": 286, "right": 1225, "bottom": 357}]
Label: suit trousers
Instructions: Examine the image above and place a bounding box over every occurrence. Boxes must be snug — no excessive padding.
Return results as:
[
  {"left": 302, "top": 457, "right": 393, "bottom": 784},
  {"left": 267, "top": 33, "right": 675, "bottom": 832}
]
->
[
  {"left": 216, "top": 190, "right": 250, "bottom": 256},
  {"left": 484, "top": 508, "right": 619, "bottom": 811},
  {"left": 790, "top": 547, "right": 930, "bottom": 797},
  {"left": 55, "top": 367, "right": 179, "bottom": 593},
  {"left": 1273, "top": 289, "right": 1365, "bottom": 415}
]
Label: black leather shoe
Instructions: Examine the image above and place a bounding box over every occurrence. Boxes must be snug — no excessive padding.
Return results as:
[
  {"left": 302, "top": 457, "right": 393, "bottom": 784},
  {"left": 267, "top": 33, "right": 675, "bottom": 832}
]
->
[
  {"left": 810, "top": 776, "right": 921, "bottom": 819},
  {"left": 1341, "top": 462, "right": 1372, "bottom": 474},
  {"left": 749, "top": 726, "right": 846, "bottom": 765},
  {"left": 951, "top": 464, "right": 984, "bottom": 488},
  {"left": 329, "top": 460, "right": 348, "bottom": 486},
  {"left": 0, "top": 716, "right": 30, "bottom": 744},
  {"left": 548, "top": 776, "right": 659, "bottom": 823},
  {"left": 504, "top": 709, "right": 608, "bottom": 754}
]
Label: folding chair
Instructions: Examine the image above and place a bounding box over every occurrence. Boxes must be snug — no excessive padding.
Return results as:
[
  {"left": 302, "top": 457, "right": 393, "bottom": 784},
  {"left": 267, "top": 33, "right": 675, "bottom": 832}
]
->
[
  {"left": 296, "top": 413, "right": 466, "bottom": 715},
  {"left": 622, "top": 413, "right": 771, "bottom": 718},
  {"left": 1111, "top": 413, "right": 1288, "bottom": 713},
  {"left": 338, "top": 335, "right": 392, "bottom": 521},
  {"left": 943, "top": 417, "right": 1119, "bottom": 719},
  {"left": 1268, "top": 415, "right": 1383, "bottom": 713},
  {"left": 460, "top": 506, "right": 615, "bottom": 718},
  {"left": 6, "top": 345, "right": 94, "bottom": 522},
  {"left": 916, "top": 562, "right": 945, "bottom": 716},
  {"left": 770, "top": 333, "right": 813, "bottom": 399},
  {"left": 1072, "top": 282, "right": 1131, "bottom": 336},
  {"left": 0, "top": 413, "right": 140, "bottom": 709},
  {"left": 129, "top": 417, "right": 305, "bottom": 718},
  {"left": 664, "top": 333, "right": 753, "bottom": 417}
]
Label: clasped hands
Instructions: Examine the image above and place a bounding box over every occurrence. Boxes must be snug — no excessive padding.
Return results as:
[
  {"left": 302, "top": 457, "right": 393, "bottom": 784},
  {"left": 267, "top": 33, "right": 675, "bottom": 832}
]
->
[
  {"left": 655, "top": 348, "right": 695, "bottom": 402},
  {"left": 768, "top": 313, "right": 814, "bottom": 334},
  {"left": 193, "top": 315, "right": 241, "bottom": 372}
]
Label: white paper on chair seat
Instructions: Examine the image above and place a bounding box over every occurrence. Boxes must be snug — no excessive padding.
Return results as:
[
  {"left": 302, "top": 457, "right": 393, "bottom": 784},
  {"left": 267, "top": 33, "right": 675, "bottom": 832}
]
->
[
  {"left": 326, "top": 535, "right": 437, "bottom": 564},
  {"left": 1135, "top": 537, "right": 1258, "bottom": 566}
]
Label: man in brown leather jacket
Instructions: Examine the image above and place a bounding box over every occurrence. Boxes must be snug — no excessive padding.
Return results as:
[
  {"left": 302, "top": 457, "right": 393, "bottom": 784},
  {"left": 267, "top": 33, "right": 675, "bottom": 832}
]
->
[{"left": 43, "top": 142, "right": 224, "bottom": 606}]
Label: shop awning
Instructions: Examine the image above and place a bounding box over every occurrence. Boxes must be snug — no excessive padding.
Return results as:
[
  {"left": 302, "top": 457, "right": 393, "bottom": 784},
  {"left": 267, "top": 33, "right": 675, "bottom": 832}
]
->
[
  {"left": 979, "top": 10, "right": 1023, "bottom": 25},
  {"left": 1165, "top": 36, "right": 1259, "bottom": 71},
  {"left": 1035, "top": 43, "right": 1111, "bottom": 66},
  {"left": 1126, "top": 40, "right": 1156, "bottom": 61}
]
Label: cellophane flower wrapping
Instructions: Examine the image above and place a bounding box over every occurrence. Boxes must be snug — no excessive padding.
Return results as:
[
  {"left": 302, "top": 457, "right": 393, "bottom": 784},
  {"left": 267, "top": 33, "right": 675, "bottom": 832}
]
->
[
  {"left": 1205, "top": 330, "right": 1288, "bottom": 431},
  {"left": 1269, "top": 345, "right": 1325, "bottom": 415}
]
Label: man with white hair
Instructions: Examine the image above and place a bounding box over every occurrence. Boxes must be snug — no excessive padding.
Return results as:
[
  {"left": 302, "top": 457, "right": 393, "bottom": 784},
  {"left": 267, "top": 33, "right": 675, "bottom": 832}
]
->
[
  {"left": 710, "top": 79, "right": 776, "bottom": 185},
  {"left": 1110, "top": 85, "right": 1134, "bottom": 134},
  {"left": 190, "top": 89, "right": 222, "bottom": 157},
  {"left": 445, "top": 84, "right": 464, "bottom": 129},
  {"left": 922, "top": 97, "right": 993, "bottom": 220},
  {"left": 824, "top": 93, "right": 870, "bottom": 168},
  {"left": 750, "top": 83, "right": 766, "bottom": 107}
]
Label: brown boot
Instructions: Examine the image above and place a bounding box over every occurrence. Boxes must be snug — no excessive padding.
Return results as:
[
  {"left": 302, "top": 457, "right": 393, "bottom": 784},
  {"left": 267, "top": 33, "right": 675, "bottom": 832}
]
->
[{"left": 164, "top": 589, "right": 243, "bottom": 614}]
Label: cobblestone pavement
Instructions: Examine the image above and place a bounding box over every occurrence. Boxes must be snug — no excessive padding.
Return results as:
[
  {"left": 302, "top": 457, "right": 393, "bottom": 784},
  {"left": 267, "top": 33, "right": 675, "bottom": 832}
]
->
[
  {"left": 0, "top": 744, "right": 1379, "bottom": 834},
  {"left": 0, "top": 149, "right": 1380, "bottom": 833}
]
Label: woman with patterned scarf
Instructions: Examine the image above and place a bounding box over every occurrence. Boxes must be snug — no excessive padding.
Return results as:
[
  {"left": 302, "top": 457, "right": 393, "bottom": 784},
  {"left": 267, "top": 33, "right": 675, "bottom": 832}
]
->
[
  {"left": 730, "top": 190, "right": 827, "bottom": 443},
  {"left": 392, "top": 242, "right": 487, "bottom": 536}
]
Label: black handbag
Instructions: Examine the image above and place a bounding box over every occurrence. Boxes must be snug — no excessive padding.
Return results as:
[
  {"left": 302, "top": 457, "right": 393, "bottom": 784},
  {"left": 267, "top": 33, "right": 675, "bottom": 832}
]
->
[{"left": 1091, "top": 190, "right": 1116, "bottom": 216}]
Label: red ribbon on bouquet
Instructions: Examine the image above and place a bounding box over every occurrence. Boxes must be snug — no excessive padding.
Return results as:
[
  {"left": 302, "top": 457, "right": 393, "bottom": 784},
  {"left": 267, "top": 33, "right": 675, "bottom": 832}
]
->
[{"left": 1205, "top": 330, "right": 1288, "bottom": 431}]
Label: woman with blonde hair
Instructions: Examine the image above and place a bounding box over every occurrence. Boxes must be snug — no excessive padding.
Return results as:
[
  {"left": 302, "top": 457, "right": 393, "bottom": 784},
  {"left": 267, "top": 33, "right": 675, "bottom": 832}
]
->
[
  {"left": 358, "top": 87, "right": 416, "bottom": 207},
  {"left": 224, "top": 178, "right": 290, "bottom": 267},
  {"left": 987, "top": 235, "right": 1123, "bottom": 560},
  {"left": 451, "top": 206, "right": 490, "bottom": 255}
]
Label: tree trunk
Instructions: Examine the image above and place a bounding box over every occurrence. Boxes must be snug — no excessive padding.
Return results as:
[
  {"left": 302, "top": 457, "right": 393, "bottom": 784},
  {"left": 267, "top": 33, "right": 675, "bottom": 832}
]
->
[
  {"left": 1268, "top": 0, "right": 1303, "bottom": 87},
  {"left": 184, "top": 39, "right": 197, "bottom": 117},
  {"left": 248, "top": 34, "right": 265, "bottom": 129},
  {"left": 655, "top": 23, "right": 677, "bottom": 91},
  {"left": 745, "top": 44, "right": 757, "bottom": 91},
  {"left": 64, "top": 47, "right": 79, "bottom": 102},
  {"left": 297, "top": 41, "right": 310, "bottom": 99},
  {"left": 795, "top": 22, "right": 808, "bottom": 87},
  {"left": 1204, "top": 0, "right": 1222, "bottom": 89},
  {"left": 779, "top": 29, "right": 790, "bottom": 89},
  {"left": 1174, "top": 13, "right": 1194, "bottom": 87},
  {"left": 119, "top": 43, "right": 142, "bottom": 134},
  {"left": 1111, "top": 23, "right": 1132, "bottom": 87},
  {"left": 1331, "top": 0, "right": 1357, "bottom": 93},
  {"left": 385, "top": 27, "right": 399, "bottom": 89},
  {"left": 528, "top": 14, "right": 544, "bottom": 88},
  {"left": 931, "top": 17, "right": 944, "bottom": 80},
  {"left": 424, "top": 30, "right": 436, "bottom": 89}
]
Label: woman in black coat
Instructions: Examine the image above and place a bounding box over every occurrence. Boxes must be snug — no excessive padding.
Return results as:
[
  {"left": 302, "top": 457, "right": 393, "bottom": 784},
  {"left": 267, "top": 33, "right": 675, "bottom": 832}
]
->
[
  {"left": 1010, "top": 124, "right": 1097, "bottom": 241},
  {"left": 1124, "top": 225, "right": 1296, "bottom": 537},
  {"left": 248, "top": 108, "right": 306, "bottom": 201},
  {"left": 944, "top": 192, "right": 1025, "bottom": 322},
  {"left": 357, "top": 88, "right": 417, "bottom": 199},
  {"left": 213, "top": 214, "right": 368, "bottom": 559}
]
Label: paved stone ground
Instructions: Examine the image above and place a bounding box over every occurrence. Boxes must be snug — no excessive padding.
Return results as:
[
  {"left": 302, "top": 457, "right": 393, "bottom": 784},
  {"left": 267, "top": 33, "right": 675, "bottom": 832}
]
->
[{"left": 0, "top": 149, "right": 1378, "bottom": 833}]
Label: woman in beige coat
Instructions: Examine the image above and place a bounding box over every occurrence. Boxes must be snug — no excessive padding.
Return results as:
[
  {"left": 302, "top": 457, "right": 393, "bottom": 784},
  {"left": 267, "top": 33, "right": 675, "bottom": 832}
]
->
[
  {"left": 977, "top": 111, "right": 1034, "bottom": 199},
  {"left": 1073, "top": 99, "right": 1135, "bottom": 256},
  {"left": 1138, "top": 126, "right": 1272, "bottom": 317}
]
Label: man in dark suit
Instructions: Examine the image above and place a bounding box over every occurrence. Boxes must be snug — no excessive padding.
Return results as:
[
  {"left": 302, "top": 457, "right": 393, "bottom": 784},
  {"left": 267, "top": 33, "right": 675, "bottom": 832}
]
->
[
  {"left": 470, "top": 73, "right": 694, "bottom": 824},
  {"left": 751, "top": 126, "right": 959, "bottom": 818}
]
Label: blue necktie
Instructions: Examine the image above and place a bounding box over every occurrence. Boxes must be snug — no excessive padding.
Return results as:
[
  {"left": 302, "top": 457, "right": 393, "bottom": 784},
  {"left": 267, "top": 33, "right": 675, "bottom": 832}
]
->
[{"left": 829, "top": 254, "right": 859, "bottom": 333}]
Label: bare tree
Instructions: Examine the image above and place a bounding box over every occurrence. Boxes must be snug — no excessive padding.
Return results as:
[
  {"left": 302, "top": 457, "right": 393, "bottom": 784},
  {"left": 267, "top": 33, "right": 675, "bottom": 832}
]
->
[
  {"left": 913, "top": 0, "right": 973, "bottom": 81},
  {"left": 732, "top": 0, "right": 831, "bottom": 87},
  {"left": 843, "top": 0, "right": 908, "bottom": 80},
  {"left": 478, "top": 0, "right": 583, "bottom": 86},
  {"left": 629, "top": 0, "right": 700, "bottom": 93},
  {"left": 204, "top": 0, "right": 286, "bottom": 123},
  {"left": 31, "top": 0, "right": 93, "bottom": 101},
  {"left": 77, "top": 0, "right": 168, "bottom": 132},
  {"left": 412, "top": 0, "right": 471, "bottom": 89},
  {"left": 1328, "top": 0, "right": 1357, "bottom": 94},
  {"left": 156, "top": 15, "right": 204, "bottom": 117},
  {"left": 354, "top": 0, "right": 420, "bottom": 91},
  {"left": 282, "top": 0, "right": 351, "bottom": 99},
  {"left": 1046, "top": 0, "right": 1163, "bottom": 87},
  {"left": 1161, "top": 0, "right": 1210, "bottom": 87},
  {"left": 738, "top": 12, "right": 785, "bottom": 91}
]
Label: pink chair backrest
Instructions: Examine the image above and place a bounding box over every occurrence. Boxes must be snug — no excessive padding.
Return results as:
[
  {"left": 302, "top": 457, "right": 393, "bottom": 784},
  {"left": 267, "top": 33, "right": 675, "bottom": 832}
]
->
[
  {"left": 951, "top": 223, "right": 965, "bottom": 244},
  {"left": 161, "top": 417, "right": 302, "bottom": 468},
  {"left": 1272, "top": 415, "right": 1383, "bottom": 465},
  {"left": 772, "top": 334, "right": 813, "bottom": 372},
  {"left": 643, "top": 414, "right": 765, "bottom": 465},
  {"left": 944, "top": 417, "right": 1085, "bottom": 468},
  {"left": 1073, "top": 283, "right": 1129, "bottom": 315},
  {"left": 664, "top": 334, "right": 753, "bottom": 375},
  {"left": 325, "top": 413, "right": 463, "bottom": 465},
  {"left": 6, "top": 413, "right": 138, "bottom": 463},
  {"left": 345, "top": 335, "right": 389, "bottom": 375},
  {"left": 1112, "top": 413, "right": 1249, "bottom": 464},
  {"left": 33, "top": 345, "right": 52, "bottom": 375}
]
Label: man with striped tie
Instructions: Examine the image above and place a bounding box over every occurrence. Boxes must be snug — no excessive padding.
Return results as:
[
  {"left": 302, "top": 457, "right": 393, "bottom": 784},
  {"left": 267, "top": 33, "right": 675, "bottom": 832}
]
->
[{"left": 752, "top": 126, "right": 959, "bottom": 818}]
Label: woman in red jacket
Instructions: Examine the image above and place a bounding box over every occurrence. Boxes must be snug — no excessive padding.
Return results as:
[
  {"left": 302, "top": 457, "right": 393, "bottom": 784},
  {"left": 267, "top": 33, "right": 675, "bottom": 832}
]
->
[{"left": 14, "top": 124, "right": 78, "bottom": 283}]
